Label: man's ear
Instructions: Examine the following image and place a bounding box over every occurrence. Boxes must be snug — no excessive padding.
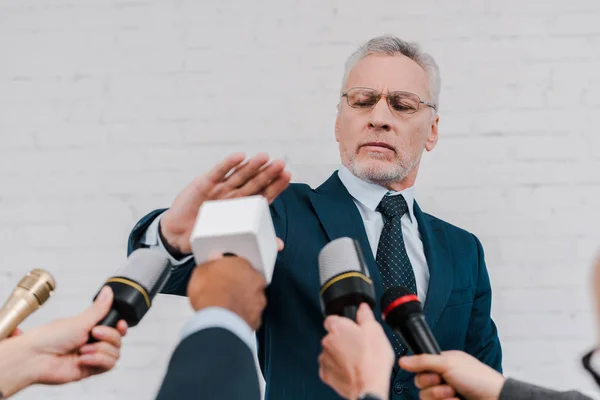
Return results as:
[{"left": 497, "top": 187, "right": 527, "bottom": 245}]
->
[
  {"left": 425, "top": 113, "right": 439, "bottom": 152},
  {"left": 335, "top": 105, "right": 341, "bottom": 143}
]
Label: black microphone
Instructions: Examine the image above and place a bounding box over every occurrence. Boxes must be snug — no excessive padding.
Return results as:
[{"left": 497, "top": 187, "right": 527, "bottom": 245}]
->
[
  {"left": 382, "top": 287, "right": 467, "bottom": 400},
  {"left": 318, "top": 237, "right": 376, "bottom": 321},
  {"left": 381, "top": 286, "right": 440, "bottom": 354},
  {"left": 89, "top": 248, "right": 171, "bottom": 342}
]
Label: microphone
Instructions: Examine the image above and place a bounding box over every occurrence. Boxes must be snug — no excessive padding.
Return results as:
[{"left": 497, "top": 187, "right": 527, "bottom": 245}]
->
[
  {"left": 0, "top": 269, "right": 56, "bottom": 340},
  {"left": 91, "top": 248, "right": 171, "bottom": 335},
  {"left": 189, "top": 195, "right": 278, "bottom": 284},
  {"left": 381, "top": 286, "right": 441, "bottom": 354},
  {"left": 382, "top": 287, "right": 467, "bottom": 400},
  {"left": 318, "top": 237, "right": 376, "bottom": 321}
]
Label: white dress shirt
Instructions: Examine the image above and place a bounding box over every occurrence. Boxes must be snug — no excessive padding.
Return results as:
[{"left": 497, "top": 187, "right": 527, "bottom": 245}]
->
[
  {"left": 337, "top": 165, "right": 429, "bottom": 303},
  {"left": 141, "top": 165, "right": 430, "bottom": 302}
]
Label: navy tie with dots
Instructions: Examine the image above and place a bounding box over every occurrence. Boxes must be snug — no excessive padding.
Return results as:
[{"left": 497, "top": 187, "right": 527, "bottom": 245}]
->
[{"left": 376, "top": 193, "right": 417, "bottom": 355}]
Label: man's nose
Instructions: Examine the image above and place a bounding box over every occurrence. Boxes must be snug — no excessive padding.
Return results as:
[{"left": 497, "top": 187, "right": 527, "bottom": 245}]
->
[{"left": 368, "top": 97, "right": 393, "bottom": 131}]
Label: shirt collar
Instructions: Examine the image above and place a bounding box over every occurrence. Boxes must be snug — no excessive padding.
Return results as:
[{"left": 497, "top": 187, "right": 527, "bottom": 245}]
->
[{"left": 338, "top": 165, "right": 416, "bottom": 222}]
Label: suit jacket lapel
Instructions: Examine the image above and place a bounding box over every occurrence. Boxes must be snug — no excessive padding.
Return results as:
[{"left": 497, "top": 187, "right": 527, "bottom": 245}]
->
[
  {"left": 414, "top": 202, "right": 454, "bottom": 333},
  {"left": 308, "top": 171, "right": 384, "bottom": 298}
]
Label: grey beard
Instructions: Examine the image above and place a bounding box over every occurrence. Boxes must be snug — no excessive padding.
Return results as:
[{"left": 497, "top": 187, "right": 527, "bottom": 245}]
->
[{"left": 345, "top": 151, "right": 419, "bottom": 186}]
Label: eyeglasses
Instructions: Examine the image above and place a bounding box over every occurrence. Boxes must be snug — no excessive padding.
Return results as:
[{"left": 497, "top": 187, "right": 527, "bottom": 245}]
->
[
  {"left": 341, "top": 87, "right": 437, "bottom": 115},
  {"left": 583, "top": 348, "right": 600, "bottom": 387}
]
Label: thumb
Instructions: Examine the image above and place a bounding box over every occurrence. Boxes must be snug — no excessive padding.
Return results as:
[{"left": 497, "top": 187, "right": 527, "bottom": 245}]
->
[
  {"left": 356, "top": 303, "right": 375, "bottom": 325},
  {"left": 78, "top": 286, "right": 114, "bottom": 328}
]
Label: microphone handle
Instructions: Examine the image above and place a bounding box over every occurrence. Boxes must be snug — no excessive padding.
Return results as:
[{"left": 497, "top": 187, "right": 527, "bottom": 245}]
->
[
  {"left": 87, "top": 308, "right": 121, "bottom": 343},
  {"left": 401, "top": 314, "right": 441, "bottom": 354},
  {"left": 399, "top": 315, "right": 465, "bottom": 400},
  {"left": 0, "top": 294, "right": 39, "bottom": 340},
  {"left": 341, "top": 304, "right": 358, "bottom": 321}
]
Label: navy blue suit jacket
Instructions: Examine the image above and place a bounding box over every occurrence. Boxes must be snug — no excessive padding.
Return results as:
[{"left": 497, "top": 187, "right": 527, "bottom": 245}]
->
[
  {"left": 156, "top": 327, "right": 261, "bottom": 400},
  {"left": 129, "top": 171, "right": 502, "bottom": 400}
]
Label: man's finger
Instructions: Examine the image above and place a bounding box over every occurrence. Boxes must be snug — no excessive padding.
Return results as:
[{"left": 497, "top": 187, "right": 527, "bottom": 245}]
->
[
  {"left": 318, "top": 352, "right": 345, "bottom": 382},
  {"left": 116, "top": 320, "right": 128, "bottom": 336},
  {"left": 323, "top": 315, "right": 344, "bottom": 333},
  {"left": 79, "top": 341, "right": 120, "bottom": 359},
  {"left": 79, "top": 352, "right": 118, "bottom": 372},
  {"left": 90, "top": 326, "right": 123, "bottom": 348},
  {"left": 207, "top": 250, "right": 225, "bottom": 261},
  {"left": 356, "top": 303, "right": 375, "bottom": 325},
  {"left": 418, "top": 385, "right": 457, "bottom": 400},
  {"left": 233, "top": 160, "right": 286, "bottom": 197},
  {"left": 261, "top": 171, "right": 291, "bottom": 203},
  {"left": 414, "top": 372, "right": 443, "bottom": 389},
  {"left": 221, "top": 153, "right": 270, "bottom": 190},
  {"left": 206, "top": 152, "right": 247, "bottom": 183},
  {"left": 399, "top": 354, "right": 448, "bottom": 374},
  {"left": 79, "top": 286, "right": 114, "bottom": 328}
]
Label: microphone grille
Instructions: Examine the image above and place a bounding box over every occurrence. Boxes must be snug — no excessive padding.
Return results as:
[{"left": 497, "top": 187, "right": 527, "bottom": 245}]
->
[
  {"left": 318, "top": 237, "right": 368, "bottom": 286},
  {"left": 18, "top": 269, "right": 56, "bottom": 305},
  {"left": 115, "top": 249, "right": 171, "bottom": 298}
]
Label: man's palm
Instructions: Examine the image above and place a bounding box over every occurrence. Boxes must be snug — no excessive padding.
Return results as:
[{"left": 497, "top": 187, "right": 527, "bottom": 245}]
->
[{"left": 161, "top": 152, "right": 290, "bottom": 254}]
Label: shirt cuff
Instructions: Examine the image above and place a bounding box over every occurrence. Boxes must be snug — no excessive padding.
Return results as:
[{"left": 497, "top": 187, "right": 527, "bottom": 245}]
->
[
  {"left": 141, "top": 214, "right": 194, "bottom": 267},
  {"left": 180, "top": 307, "right": 254, "bottom": 350}
]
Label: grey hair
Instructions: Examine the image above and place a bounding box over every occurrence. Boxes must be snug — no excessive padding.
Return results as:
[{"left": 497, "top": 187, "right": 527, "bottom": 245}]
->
[{"left": 341, "top": 35, "right": 441, "bottom": 110}]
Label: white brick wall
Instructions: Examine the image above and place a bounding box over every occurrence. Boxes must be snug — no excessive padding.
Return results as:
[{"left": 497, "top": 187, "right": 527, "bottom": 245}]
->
[{"left": 1, "top": 0, "right": 600, "bottom": 398}]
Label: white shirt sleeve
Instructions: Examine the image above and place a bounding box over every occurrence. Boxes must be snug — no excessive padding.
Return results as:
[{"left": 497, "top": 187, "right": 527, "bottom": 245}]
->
[
  {"left": 140, "top": 214, "right": 194, "bottom": 267},
  {"left": 179, "top": 307, "right": 254, "bottom": 350}
]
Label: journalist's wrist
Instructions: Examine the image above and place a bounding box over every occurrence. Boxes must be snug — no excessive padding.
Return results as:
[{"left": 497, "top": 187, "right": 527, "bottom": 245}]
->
[{"left": 0, "top": 335, "right": 42, "bottom": 398}]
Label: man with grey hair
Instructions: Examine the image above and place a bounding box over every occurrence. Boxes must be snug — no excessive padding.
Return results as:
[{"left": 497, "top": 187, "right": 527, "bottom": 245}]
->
[{"left": 127, "top": 35, "right": 502, "bottom": 400}]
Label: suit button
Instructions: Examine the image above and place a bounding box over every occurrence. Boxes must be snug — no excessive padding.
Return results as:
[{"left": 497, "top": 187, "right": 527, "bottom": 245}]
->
[{"left": 394, "top": 382, "right": 404, "bottom": 394}]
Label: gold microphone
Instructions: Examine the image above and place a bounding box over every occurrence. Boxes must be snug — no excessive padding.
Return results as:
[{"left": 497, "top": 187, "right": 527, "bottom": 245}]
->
[{"left": 0, "top": 269, "right": 56, "bottom": 340}]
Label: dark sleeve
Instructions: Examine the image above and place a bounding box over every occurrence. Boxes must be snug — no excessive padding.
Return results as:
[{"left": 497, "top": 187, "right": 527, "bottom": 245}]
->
[
  {"left": 128, "top": 195, "right": 290, "bottom": 298},
  {"left": 500, "top": 378, "right": 592, "bottom": 400},
  {"left": 463, "top": 235, "right": 503, "bottom": 372},
  {"left": 127, "top": 208, "right": 195, "bottom": 297},
  {"left": 155, "top": 327, "right": 261, "bottom": 400},
  {"left": 256, "top": 195, "right": 288, "bottom": 373}
]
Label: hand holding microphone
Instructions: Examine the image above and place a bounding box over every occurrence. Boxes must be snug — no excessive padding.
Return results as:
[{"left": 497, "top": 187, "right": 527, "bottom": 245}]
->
[
  {"left": 89, "top": 248, "right": 171, "bottom": 340},
  {"left": 0, "top": 286, "right": 127, "bottom": 399},
  {"left": 319, "top": 303, "right": 395, "bottom": 400},
  {"left": 317, "top": 237, "right": 393, "bottom": 399},
  {"left": 187, "top": 256, "right": 267, "bottom": 330},
  {"left": 398, "top": 351, "right": 505, "bottom": 400},
  {"left": 382, "top": 287, "right": 470, "bottom": 400}
]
